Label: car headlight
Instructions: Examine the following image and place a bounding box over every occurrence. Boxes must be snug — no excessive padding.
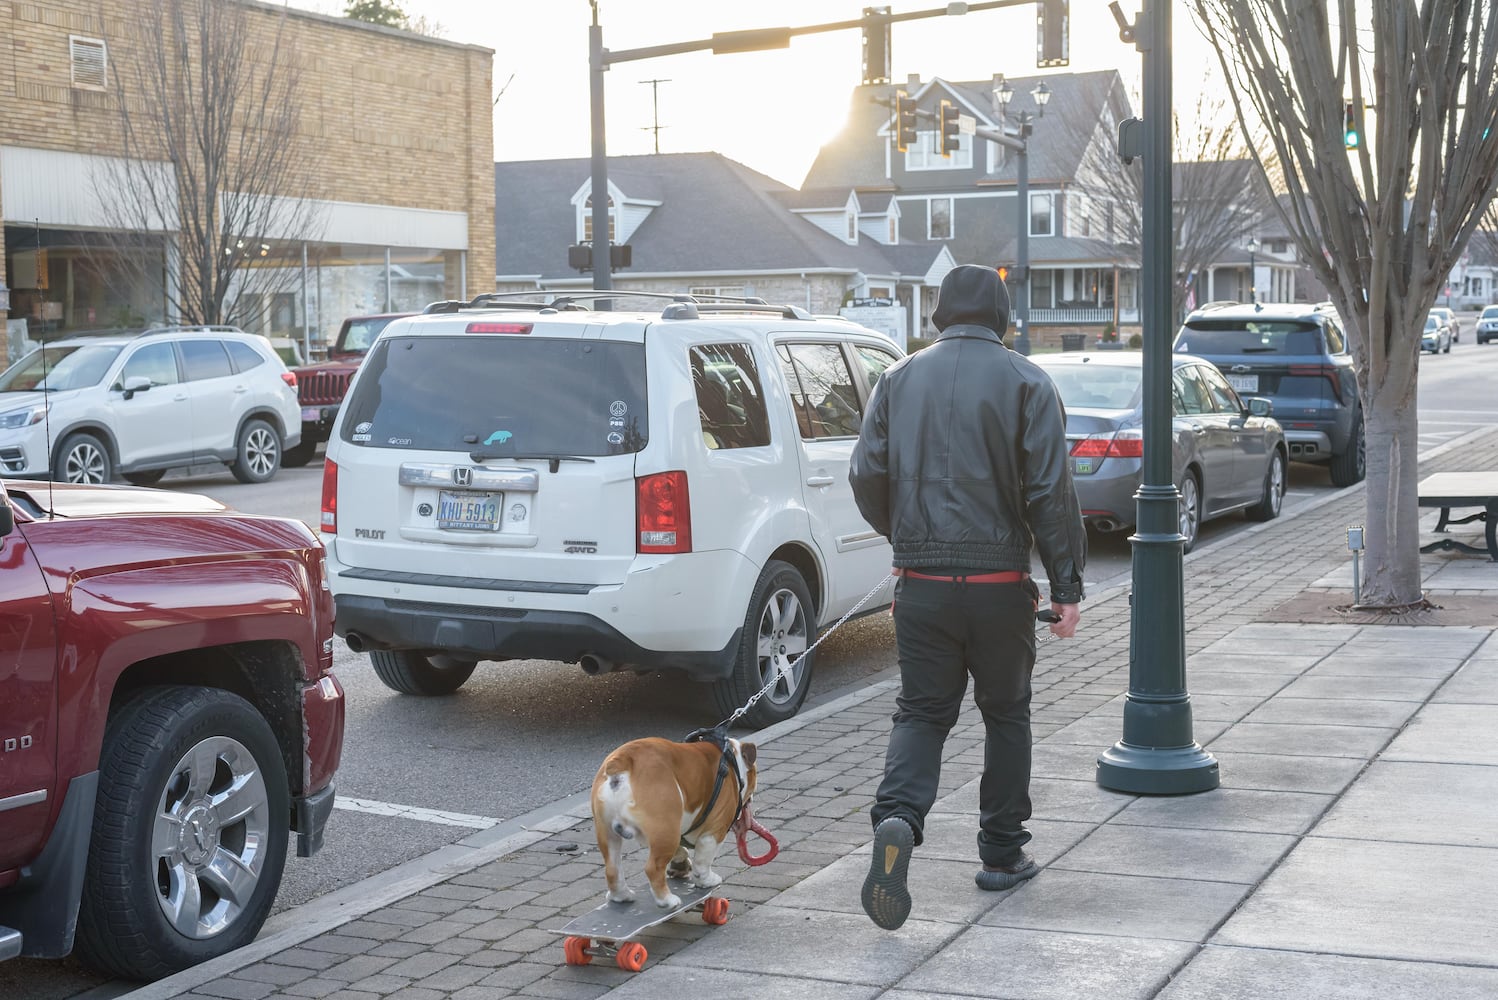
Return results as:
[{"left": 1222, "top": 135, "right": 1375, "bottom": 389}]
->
[{"left": 0, "top": 403, "right": 48, "bottom": 429}]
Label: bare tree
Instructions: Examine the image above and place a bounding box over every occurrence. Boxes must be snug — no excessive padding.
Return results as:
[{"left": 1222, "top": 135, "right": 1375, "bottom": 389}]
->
[
  {"left": 1067, "top": 84, "right": 1277, "bottom": 322},
  {"left": 1192, "top": 0, "right": 1498, "bottom": 609},
  {"left": 92, "top": 0, "right": 323, "bottom": 328}
]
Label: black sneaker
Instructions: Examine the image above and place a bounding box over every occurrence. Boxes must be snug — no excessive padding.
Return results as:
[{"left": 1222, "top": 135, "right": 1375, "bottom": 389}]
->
[
  {"left": 861, "top": 817, "right": 914, "bottom": 930},
  {"left": 975, "top": 851, "right": 1039, "bottom": 891}
]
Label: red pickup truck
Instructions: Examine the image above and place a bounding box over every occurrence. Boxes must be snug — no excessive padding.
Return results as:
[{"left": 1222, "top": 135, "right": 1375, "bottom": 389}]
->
[
  {"left": 284, "top": 313, "right": 414, "bottom": 466},
  {"left": 0, "top": 478, "right": 344, "bottom": 980}
]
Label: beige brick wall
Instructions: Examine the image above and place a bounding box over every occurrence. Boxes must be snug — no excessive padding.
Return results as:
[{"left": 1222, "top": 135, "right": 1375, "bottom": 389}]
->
[{"left": 0, "top": 0, "right": 493, "bottom": 293}]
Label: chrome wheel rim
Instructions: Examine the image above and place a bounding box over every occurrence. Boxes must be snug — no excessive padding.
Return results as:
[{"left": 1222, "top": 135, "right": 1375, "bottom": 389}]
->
[
  {"left": 1178, "top": 478, "right": 1200, "bottom": 544},
  {"left": 756, "top": 587, "right": 809, "bottom": 707},
  {"left": 1269, "top": 456, "right": 1285, "bottom": 515},
  {"left": 63, "top": 442, "right": 107, "bottom": 483},
  {"left": 151, "top": 735, "right": 271, "bottom": 939},
  {"left": 244, "top": 427, "right": 278, "bottom": 478}
]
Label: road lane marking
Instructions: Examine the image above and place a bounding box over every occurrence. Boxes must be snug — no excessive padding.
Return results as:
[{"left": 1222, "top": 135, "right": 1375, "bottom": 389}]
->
[{"left": 335, "top": 796, "right": 501, "bottom": 829}]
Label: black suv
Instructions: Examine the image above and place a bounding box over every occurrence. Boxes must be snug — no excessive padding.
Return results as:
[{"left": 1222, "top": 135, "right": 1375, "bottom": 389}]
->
[{"left": 1174, "top": 302, "right": 1365, "bottom": 487}]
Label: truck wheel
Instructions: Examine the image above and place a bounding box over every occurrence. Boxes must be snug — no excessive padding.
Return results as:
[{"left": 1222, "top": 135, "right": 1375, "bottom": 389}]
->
[
  {"left": 73, "top": 687, "right": 289, "bottom": 981},
  {"left": 231, "top": 419, "right": 282, "bottom": 484},
  {"left": 369, "top": 649, "right": 477, "bottom": 695},
  {"left": 711, "top": 560, "right": 815, "bottom": 728},
  {"left": 54, "top": 432, "right": 112, "bottom": 484},
  {"left": 282, "top": 438, "right": 318, "bottom": 468},
  {"left": 1330, "top": 418, "right": 1366, "bottom": 487}
]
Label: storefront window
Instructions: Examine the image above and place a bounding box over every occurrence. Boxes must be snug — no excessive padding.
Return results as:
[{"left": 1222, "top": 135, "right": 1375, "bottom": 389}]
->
[{"left": 4, "top": 226, "right": 166, "bottom": 347}]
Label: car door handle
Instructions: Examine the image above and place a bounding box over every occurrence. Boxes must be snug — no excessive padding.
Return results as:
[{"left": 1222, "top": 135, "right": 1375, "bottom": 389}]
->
[
  {"left": 1188, "top": 422, "right": 1204, "bottom": 432},
  {"left": 234, "top": 385, "right": 248, "bottom": 394},
  {"left": 806, "top": 475, "right": 836, "bottom": 487},
  {"left": 173, "top": 394, "right": 189, "bottom": 402}
]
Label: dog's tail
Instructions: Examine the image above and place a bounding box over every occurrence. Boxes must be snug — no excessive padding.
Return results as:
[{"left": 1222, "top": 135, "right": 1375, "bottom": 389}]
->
[{"left": 600, "top": 768, "right": 638, "bottom": 839}]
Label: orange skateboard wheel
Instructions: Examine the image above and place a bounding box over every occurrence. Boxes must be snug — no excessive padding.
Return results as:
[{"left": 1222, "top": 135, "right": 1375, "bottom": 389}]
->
[
  {"left": 562, "top": 936, "right": 592, "bottom": 965},
  {"left": 702, "top": 897, "right": 730, "bottom": 924},
  {"left": 616, "top": 941, "right": 648, "bottom": 972}
]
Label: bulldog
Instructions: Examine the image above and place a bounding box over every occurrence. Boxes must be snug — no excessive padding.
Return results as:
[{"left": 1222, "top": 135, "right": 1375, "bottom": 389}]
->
[{"left": 591, "top": 736, "right": 758, "bottom": 908}]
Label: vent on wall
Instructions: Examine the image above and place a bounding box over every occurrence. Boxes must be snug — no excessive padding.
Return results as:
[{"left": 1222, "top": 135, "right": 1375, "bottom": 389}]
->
[{"left": 70, "top": 36, "right": 107, "bottom": 90}]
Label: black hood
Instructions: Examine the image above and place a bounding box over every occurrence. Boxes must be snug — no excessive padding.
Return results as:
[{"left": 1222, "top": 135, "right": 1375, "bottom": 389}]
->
[{"left": 931, "top": 264, "right": 1010, "bottom": 334}]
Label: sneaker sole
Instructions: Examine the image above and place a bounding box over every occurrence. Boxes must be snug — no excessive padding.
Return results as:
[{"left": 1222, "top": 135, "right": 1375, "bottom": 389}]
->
[
  {"left": 974, "top": 859, "right": 1039, "bottom": 891},
  {"left": 862, "top": 819, "right": 914, "bottom": 930}
]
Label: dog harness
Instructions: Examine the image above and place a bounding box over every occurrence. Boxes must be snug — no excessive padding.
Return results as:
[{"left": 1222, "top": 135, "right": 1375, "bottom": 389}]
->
[{"left": 680, "top": 725, "right": 747, "bottom": 845}]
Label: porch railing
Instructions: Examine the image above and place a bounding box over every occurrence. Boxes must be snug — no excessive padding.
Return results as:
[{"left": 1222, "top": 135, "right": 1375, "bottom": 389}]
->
[{"left": 1030, "top": 307, "right": 1138, "bottom": 325}]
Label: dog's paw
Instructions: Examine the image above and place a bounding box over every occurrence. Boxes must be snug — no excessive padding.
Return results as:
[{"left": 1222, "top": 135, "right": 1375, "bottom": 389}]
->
[
  {"left": 690, "top": 869, "right": 723, "bottom": 888},
  {"left": 607, "top": 886, "right": 637, "bottom": 903},
  {"left": 653, "top": 892, "right": 682, "bottom": 908},
  {"left": 667, "top": 859, "right": 692, "bottom": 880}
]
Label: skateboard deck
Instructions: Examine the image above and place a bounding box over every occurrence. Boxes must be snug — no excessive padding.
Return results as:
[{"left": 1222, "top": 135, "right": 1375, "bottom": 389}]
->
[{"left": 553, "top": 878, "right": 730, "bottom": 971}]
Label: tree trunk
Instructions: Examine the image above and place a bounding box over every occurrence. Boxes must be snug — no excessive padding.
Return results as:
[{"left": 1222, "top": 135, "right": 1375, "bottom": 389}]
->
[{"left": 1358, "top": 324, "right": 1423, "bottom": 608}]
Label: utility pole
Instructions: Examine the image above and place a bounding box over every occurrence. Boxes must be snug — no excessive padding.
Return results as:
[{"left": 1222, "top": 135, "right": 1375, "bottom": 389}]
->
[{"left": 639, "top": 78, "right": 671, "bottom": 153}]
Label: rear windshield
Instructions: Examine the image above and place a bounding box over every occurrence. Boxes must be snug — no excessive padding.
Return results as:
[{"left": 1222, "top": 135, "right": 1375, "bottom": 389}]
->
[
  {"left": 340, "top": 336, "right": 648, "bottom": 455},
  {"left": 1175, "top": 320, "right": 1323, "bottom": 355},
  {"left": 1039, "top": 363, "right": 1141, "bottom": 410}
]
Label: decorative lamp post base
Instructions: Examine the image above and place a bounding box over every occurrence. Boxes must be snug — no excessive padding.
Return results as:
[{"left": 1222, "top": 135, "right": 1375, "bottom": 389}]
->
[{"left": 1097, "top": 741, "right": 1219, "bottom": 794}]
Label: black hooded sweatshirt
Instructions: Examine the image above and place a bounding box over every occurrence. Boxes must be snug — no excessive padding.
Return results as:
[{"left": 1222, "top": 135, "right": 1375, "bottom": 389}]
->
[{"left": 848, "top": 264, "right": 1086, "bottom": 603}]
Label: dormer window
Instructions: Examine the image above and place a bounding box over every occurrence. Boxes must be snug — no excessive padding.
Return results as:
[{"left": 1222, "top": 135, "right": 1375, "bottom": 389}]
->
[
  {"left": 847, "top": 213, "right": 857, "bottom": 241},
  {"left": 905, "top": 131, "right": 972, "bottom": 171},
  {"left": 582, "top": 196, "right": 616, "bottom": 243}
]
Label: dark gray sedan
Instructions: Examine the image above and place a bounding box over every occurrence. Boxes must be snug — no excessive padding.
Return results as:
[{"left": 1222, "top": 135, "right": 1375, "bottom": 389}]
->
[{"left": 1031, "top": 351, "right": 1287, "bottom": 552}]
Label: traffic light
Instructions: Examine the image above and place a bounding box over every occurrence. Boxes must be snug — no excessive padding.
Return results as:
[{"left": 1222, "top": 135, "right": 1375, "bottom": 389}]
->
[
  {"left": 1344, "top": 100, "right": 1359, "bottom": 149},
  {"left": 997, "top": 266, "right": 1009, "bottom": 282},
  {"left": 1037, "top": 0, "right": 1069, "bottom": 68},
  {"left": 938, "top": 100, "right": 960, "bottom": 157},
  {"left": 894, "top": 91, "right": 917, "bottom": 153},
  {"left": 861, "top": 6, "right": 890, "bottom": 85}
]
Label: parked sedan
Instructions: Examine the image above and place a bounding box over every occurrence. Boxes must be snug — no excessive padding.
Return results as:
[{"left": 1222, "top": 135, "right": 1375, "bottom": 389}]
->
[
  {"left": 1031, "top": 351, "right": 1287, "bottom": 552},
  {"left": 1475, "top": 304, "right": 1498, "bottom": 344},
  {"left": 1430, "top": 306, "right": 1461, "bottom": 343},
  {"left": 1423, "top": 312, "right": 1453, "bottom": 354}
]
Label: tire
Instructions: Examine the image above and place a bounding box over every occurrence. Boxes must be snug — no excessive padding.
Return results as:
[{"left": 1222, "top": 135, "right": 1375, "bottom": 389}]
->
[
  {"left": 711, "top": 559, "right": 815, "bottom": 728},
  {"left": 369, "top": 649, "right": 477, "bottom": 695},
  {"left": 124, "top": 470, "right": 166, "bottom": 487},
  {"left": 281, "top": 438, "right": 318, "bottom": 468},
  {"left": 1177, "top": 473, "right": 1202, "bottom": 554},
  {"left": 72, "top": 687, "right": 289, "bottom": 981},
  {"left": 231, "top": 419, "right": 282, "bottom": 484},
  {"left": 53, "top": 432, "right": 112, "bottom": 484},
  {"left": 1444, "top": 337, "right": 1452, "bottom": 354},
  {"left": 1329, "top": 417, "right": 1366, "bottom": 487},
  {"left": 1245, "top": 450, "right": 1286, "bottom": 522}
]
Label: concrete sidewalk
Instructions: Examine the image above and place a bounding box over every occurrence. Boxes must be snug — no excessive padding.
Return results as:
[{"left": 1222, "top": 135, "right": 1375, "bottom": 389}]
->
[{"left": 131, "top": 428, "right": 1498, "bottom": 1000}]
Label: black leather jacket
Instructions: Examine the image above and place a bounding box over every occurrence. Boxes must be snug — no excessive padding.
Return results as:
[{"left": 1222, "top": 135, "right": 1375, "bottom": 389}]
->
[{"left": 849, "top": 324, "right": 1087, "bottom": 604}]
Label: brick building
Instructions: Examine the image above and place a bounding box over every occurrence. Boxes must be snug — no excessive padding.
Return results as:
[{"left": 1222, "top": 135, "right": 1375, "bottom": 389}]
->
[{"left": 0, "top": 0, "right": 494, "bottom": 360}]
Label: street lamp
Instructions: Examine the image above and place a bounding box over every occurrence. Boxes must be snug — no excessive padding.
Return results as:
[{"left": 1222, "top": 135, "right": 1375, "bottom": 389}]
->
[
  {"left": 1246, "top": 236, "right": 1259, "bottom": 303},
  {"left": 995, "top": 77, "right": 1051, "bottom": 356}
]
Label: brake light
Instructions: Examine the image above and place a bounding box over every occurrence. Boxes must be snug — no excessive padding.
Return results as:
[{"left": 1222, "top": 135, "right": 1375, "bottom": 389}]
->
[
  {"left": 466, "top": 322, "right": 533, "bottom": 334},
  {"left": 1070, "top": 430, "right": 1143, "bottom": 459},
  {"left": 281, "top": 372, "right": 297, "bottom": 389},
  {"left": 1288, "top": 363, "right": 1344, "bottom": 399},
  {"left": 320, "top": 459, "right": 338, "bottom": 534},
  {"left": 637, "top": 471, "right": 691, "bottom": 554}
]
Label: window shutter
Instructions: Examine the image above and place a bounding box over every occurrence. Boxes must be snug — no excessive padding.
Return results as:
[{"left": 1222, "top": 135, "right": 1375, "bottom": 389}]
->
[{"left": 70, "top": 37, "right": 107, "bottom": 90}]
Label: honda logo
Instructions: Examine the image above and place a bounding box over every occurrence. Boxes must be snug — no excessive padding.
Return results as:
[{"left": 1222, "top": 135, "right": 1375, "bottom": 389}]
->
[{"left": 452, "top": 467, "right": 472, "bottom": 487}]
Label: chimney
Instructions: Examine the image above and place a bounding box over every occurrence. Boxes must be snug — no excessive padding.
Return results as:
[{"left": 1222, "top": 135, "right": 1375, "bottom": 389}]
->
[{"left": 906, "top": 73, "right": 921, "bottom": 92}]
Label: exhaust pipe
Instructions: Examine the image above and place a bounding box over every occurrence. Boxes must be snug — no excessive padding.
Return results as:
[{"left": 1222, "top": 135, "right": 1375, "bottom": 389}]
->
[
  {"left": 1093, "top": 518, "right": 1119, "bottom": 533},
  {"left": 344, "top": 632, "right": 367, "bottom": 653},
  {"left": 579, "top": 653, "right": 615, "bottom": 675}
]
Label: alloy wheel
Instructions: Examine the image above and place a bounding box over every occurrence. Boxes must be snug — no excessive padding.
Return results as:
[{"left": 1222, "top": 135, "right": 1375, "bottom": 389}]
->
[
  {"left": 244, "top": 427, "right": 278, "bottom": 479},
  {"left": 755, "top": 587, "right": 809, "bottom": 708},
  {"left": 63, "top": 441, "right": 108, "bottom": 483},
  {"left": 1178, "top": 476, "right": 1201, "bottom": 547}
]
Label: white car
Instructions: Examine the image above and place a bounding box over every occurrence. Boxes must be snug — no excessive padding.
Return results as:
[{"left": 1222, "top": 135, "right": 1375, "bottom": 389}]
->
[
  {"left": 0, "top": 326, "right": 301, "bottom": 485},
  {"left": 1477, "top": 304, "right": 1498, "bottom": 345},
  {"left": 321, "top": 293, "right": 902, "bottom": 727}
]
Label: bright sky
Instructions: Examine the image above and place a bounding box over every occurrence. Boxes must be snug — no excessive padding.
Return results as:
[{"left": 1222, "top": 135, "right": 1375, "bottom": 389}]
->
[{"left": 292, "top": 1, "right": 1220, "bottom": 188}]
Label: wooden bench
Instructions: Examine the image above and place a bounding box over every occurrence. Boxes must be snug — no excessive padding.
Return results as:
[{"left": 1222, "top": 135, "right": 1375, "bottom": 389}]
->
[{"left": 1418, "top": 472, "right": 1498, "bottom": 561}]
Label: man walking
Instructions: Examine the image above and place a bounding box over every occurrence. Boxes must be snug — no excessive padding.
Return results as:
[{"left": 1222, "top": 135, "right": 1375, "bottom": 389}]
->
[{"left": 849, "top": 263, "right": 1086, "bottom": 931}]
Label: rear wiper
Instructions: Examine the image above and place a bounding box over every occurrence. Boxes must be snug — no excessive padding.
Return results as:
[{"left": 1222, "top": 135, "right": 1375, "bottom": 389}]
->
[
  {"left": 469, "top": 452, "right": 596, "bottom": 473},
  {"left": 1238, "top": 347, "right": 1279, "bottom": 353}
]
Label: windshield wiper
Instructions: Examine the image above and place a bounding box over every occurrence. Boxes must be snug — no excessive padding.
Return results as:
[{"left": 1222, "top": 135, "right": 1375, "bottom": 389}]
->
[
  {"left": 1238, "top": 347, "right": 1279, "bottom": 353},
  {"left": 469, "top": 452, "right": 596, "bottom": 473}
]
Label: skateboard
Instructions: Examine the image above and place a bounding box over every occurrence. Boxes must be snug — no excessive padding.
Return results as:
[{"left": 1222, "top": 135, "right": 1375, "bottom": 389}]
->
[{"left": 552, "top": 878, "right": 731, "bottom": 972}]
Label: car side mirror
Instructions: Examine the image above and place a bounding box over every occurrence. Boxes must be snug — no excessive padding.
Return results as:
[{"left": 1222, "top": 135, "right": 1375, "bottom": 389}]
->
[
  {"left": 1246, "top": 396, "right": 1273, "bottom": 417},
  {"left": 121, "top": 375, "right": 152, "bottom": 400},
  {"left": 0, "top": 488, "right": 13, "bottom": 537}
]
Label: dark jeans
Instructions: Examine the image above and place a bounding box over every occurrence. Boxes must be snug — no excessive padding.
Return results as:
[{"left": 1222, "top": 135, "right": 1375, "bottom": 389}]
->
[{"left": 870, "top": 574, "right": 1037, "bottom": 868}]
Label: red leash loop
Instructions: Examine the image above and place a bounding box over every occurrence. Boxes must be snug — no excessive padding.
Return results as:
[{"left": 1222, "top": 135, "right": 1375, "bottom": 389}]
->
[{"left": 736, "top": 818, "right": 779, "bottom": 866}]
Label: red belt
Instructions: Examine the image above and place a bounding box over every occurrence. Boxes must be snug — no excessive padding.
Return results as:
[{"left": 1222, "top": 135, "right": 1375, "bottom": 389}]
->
[{"left": 893, "top": 568, "right": 1029, "bottom": 584}]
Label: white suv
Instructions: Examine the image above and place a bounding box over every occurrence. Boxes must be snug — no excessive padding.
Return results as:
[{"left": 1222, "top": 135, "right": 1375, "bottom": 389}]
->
[
  {"left": 322, "top": 293, "right": 902, "bottom": 726},
  {"left": 0, "top": 326, "right": 301, "bottom": 485}
]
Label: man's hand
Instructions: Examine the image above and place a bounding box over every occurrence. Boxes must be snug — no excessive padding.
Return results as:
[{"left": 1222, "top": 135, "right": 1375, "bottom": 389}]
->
[{"left": 1049, "top": 602, "right": 1080, "bottom": 639}]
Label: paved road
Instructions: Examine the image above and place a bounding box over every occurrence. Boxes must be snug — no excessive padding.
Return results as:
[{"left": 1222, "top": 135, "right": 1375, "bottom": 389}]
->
[{"left": 8, "top": 333, "right": 1497, "bottom": 999}]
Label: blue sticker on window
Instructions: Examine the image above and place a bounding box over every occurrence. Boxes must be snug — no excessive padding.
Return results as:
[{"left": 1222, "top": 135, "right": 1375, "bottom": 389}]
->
[{"left": 484, "top": 430, "right": 513, "bottom": 445}]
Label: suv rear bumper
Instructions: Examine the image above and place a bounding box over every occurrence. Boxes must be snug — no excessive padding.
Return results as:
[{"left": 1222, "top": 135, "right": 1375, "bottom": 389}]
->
[
  {"left": 333, "top": 593, "right": 741, "bottom": 679},
  {"left": 1283, "top": 428, "right": 1333, "bottom": 462}
]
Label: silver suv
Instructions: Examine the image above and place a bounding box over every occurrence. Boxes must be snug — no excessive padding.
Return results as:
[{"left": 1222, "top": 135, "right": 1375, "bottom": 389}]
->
[{"left": 0, "top": 326, "right": 301, "bottom": 484}]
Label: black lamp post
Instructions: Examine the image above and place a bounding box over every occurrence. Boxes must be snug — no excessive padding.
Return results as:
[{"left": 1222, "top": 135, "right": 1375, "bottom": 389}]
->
[
  {"left": 995, "top": 76, "right": 1051, "bottom": 356},
  {"left": 1246, "top": 236, "right": 1259, "bottom": 303},
  {"left": 1096, "top": 0, "right": 1219, "bottom": 795}
]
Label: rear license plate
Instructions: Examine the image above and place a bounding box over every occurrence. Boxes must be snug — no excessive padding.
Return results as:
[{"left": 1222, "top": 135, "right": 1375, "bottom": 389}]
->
[
  {"left": 437, "top": 490, "right": 502, "bottom": 531},
  {"left": 1226, "top": 374, "right": 1258, "bottom": 393},
  {"left": 300, "top": 406, "right": 321, "bottom": 421}
]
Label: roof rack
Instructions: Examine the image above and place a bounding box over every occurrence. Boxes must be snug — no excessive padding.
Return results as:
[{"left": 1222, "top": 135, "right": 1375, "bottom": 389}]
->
[
  {"left": 660, "top": 302, "right": 814, "bottom": 321},
  {"left": 140, "top": 324, "right": 247, "bottom": 336}
]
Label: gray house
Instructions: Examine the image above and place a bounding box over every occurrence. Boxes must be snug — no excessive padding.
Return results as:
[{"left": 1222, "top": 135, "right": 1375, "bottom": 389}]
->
[{"left": 493, "top": 152, "right": 955, "bottom": 347}]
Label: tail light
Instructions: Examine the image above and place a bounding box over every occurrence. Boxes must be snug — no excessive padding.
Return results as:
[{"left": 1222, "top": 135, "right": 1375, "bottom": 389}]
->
[
  {"left": 1288, "top": 363, "right": 1345, "bottom": 400},
  {"left": 1070, "top": 429, "right": 1144, "bottom": 459},
  {"left": 636, "top": 471, "right": 691, "bottom": 554},
  {"left": 320, "top": 459, "right": 338, "bottom": 534},
  {"left": 281, "top": 372, "right": 298, "bottom": 389}
]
